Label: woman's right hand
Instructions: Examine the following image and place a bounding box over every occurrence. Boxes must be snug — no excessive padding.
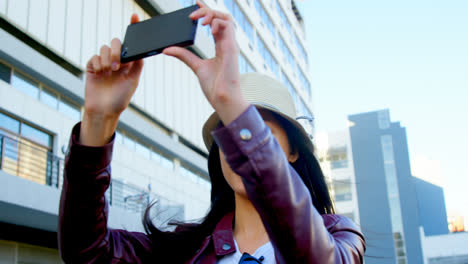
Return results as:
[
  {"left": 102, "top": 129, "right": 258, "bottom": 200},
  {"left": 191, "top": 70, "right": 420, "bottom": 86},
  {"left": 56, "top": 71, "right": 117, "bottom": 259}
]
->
[{"left": 80, "top": 14, "right": 144, "bottom": 146}]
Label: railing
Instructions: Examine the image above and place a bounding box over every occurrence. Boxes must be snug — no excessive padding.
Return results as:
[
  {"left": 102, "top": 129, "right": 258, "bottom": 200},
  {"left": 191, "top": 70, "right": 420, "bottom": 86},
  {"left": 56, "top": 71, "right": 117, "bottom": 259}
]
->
[
  {"left": 106, "top": 179, "right": 150, "bottom": 214},
  {"left": 0, "top": 134, "right": 63, "bottom": 188},
  {"left": 0, "top": 134, "right": 184, "bottom": 217}
]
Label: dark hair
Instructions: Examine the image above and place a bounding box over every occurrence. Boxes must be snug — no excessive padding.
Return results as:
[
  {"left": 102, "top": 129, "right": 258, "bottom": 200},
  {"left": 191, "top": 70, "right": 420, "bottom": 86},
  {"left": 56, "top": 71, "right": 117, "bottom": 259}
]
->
[{"left": 143, "top": 114, "right": 334, "bottom": 261}]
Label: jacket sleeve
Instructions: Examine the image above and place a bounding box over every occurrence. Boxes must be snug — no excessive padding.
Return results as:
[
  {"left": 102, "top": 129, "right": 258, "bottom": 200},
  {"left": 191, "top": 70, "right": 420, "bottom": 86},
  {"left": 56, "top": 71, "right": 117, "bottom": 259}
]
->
[
  {"left": 211, "top": 106, "right": 366, "bottom": 264},
  {"left": 58, "top": 123, "right": 153, "bottom": 264}
]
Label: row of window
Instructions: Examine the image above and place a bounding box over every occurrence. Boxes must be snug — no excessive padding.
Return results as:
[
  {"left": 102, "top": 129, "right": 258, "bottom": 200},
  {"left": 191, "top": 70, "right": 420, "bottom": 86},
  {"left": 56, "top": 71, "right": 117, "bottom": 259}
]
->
[
  {"left": 115, "top": 130, "right": 175, "bottom": 171},
  {"left": 239, "top": 53, "right": 255, "bottom": 74},
  {"left": 281, "top": 71, "right": 298, "bottom": 105},
  {"left": 298, "top": 67, "right": 311, "bottom": 99},
  {"left": 225, "top": 0, "right": 254, "bottom": 42},
  {"left": 1, "top": 59, "right": 210, "bottom": 192},
  {"left": 254, "top": 0, "right": 275, "bottom": 40},
  {"left": 275, "top": 0, "right": 293, "bottom": 39},
  {"left": 0, "top": 62, "right": 81, "bottom": 122},
  {"left": 274, "top": 0, "right": 307, "bottom": 66},
  {"left": 222, "top": 0, "right": 310, "bottom": 96},
  {"left": 380, "top": 135, "right": 408, "bottom": 263},
  {"left": 278, "top": 35, "right": 295, "bottom": 69},
  {"left": 294, "top": 34, "right": 308, "bottom": 66},
  {"left": 256, "top": 36, "right": 279, "bottom": 77},
  {"left": 180, "top": 166, "right": 211, "bottom": 190},
  {"left": 115, "top": 129, "right": 210, "bottom": 187},
  {"left": 0, "top": 111, "right": 52, "bottom": 149}
]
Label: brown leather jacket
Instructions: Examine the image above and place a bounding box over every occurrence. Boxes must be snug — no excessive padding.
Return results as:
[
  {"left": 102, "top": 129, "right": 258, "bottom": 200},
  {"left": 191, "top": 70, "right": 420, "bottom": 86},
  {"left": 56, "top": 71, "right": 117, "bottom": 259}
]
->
[{"left": 58, "top": 106, "right": 365, "bottom": 263}]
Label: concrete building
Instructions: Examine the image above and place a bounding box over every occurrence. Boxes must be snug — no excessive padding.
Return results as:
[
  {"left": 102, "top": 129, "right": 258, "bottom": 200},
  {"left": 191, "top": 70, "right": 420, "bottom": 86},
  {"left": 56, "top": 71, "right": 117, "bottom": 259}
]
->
[
  {"left": 0, "top": 0, "right": 313, "bottom": 262},
  {"left": 421, "top": 231, "right": 468, "bottom": 264},
  {"left": 316, "top": 130, "right": 360, "bottom": 225},
  {"left": 348, "top": 109, "right": 424, "bottom": 264},
  {"left": 0, "top": 0, "right": 312, "bottom": 263}
]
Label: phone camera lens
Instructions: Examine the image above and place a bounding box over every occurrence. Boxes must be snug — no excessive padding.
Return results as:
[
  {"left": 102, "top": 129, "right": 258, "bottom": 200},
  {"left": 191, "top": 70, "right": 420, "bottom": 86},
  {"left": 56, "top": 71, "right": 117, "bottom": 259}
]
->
[{"left": 121, "top": 47, "right": 128, "bottom": 57}]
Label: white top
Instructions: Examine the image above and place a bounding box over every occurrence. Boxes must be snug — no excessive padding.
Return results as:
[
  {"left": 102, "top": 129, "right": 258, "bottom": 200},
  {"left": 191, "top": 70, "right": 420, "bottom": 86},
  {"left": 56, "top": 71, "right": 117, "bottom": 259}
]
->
[{"left": 218, "top": 238, "right": 276, "bottom": 264}]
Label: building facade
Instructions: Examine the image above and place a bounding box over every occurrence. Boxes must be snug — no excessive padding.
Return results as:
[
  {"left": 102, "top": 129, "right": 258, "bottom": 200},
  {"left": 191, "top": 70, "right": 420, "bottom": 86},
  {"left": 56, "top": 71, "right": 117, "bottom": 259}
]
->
[
  {"left": 0, "top": 0, "right": 312, "bottom": 262},
  {"left": 421, "top": 231, "right": 468, "bottom": 264},
  {"left": 348, "top": 109, "right": 424, "bottom": 264},
  {"left": 316, "top": 130, "right": 360, "bottom": 225},
  {"left": 413, "top": 177, "right": 449, "bottom": 237}
]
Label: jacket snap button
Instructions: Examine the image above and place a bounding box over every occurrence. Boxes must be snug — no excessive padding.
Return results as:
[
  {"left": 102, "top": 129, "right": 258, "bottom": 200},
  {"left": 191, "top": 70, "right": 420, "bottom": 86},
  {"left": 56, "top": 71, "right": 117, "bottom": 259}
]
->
[
  {"left": 222, "top": 243, "right": 231, "bottom": 250},
  {"left": 239, "top": 129, "right": 252, "bottom": 141}
]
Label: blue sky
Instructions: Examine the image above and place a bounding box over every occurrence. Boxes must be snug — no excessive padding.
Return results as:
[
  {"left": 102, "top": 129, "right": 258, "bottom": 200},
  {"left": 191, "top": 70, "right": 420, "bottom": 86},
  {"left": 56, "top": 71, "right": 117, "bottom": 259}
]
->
[{"left": 297, "top": 0, "right": 468, "bottom": 218}]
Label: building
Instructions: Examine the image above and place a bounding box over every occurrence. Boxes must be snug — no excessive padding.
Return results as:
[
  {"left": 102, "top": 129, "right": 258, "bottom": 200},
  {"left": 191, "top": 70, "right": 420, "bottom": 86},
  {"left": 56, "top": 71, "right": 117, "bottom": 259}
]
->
[
  {"left": 413, "top": 177, "right": 449, "bottom": 236},
  {"left": 316, "top": 130, "right": 360, "bottom": 225},
  {"left": 0, "top": 0, "right": 313, "bottom": 262},
  {"left": 348, "top": 109, "right": 424, "bottom": 264},
  {"left": 421, "top": 231, "right": 468, "bottom": 264}
]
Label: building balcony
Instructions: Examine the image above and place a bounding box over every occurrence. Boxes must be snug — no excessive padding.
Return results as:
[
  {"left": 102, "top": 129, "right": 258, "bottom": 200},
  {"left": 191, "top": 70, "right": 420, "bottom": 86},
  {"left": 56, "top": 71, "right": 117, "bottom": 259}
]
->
[{"left": 0, "top": 133, "right": 183, "bottom": 233}]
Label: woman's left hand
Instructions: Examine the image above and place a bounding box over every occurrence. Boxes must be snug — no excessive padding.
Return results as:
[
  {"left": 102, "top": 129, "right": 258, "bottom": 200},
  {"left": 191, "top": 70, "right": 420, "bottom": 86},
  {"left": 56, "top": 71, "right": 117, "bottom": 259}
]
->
[{"left": 163, "top": 0, "right": 249, "bottom": 125}]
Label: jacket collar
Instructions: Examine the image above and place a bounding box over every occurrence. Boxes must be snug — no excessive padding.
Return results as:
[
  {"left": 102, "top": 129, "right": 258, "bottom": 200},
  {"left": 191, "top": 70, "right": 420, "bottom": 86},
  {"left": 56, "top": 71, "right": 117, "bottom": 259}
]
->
[{"left": 211, "top": 211, "right": 236, "bottom": 256}]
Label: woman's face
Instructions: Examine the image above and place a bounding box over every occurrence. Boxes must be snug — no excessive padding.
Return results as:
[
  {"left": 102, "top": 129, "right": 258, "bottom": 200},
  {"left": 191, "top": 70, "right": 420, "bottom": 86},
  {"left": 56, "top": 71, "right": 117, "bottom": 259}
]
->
[{"left": 219, "top": 110, "right": 299, "bottom": 196}]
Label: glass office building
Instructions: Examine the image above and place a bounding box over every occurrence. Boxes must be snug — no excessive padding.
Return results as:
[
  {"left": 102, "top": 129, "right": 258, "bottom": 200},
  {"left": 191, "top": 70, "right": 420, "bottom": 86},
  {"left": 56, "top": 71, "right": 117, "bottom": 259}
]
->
[{"left": 348, "top": 109, "right": 424, "bottom": 264}]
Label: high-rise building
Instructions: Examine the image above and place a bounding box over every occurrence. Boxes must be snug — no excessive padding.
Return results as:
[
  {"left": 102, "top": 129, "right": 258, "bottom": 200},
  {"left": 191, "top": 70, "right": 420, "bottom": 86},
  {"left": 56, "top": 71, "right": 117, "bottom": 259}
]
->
[
  {"left": 0, "top": 0, "right": 312, "bottom": 262},
  {"left": 348, "top": 109, "right": 424, "bottom": 264}
]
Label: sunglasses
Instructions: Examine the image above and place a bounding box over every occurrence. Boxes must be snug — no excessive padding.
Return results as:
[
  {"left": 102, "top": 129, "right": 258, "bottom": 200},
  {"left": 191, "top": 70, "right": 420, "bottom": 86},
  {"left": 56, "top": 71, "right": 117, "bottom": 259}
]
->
[{"left": 239, "top": 253, "right": 265, "bottom": 263}]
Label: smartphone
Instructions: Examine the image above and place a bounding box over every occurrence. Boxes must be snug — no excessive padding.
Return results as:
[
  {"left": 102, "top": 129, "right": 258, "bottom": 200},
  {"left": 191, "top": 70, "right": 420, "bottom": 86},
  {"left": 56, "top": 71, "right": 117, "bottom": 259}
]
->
[{"left": 120, "top": 4, "right": 199, "bottom": 63}]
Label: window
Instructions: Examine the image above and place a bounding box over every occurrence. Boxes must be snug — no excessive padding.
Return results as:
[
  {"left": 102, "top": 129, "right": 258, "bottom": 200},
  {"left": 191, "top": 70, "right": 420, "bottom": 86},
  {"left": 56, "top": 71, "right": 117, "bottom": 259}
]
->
[
  {"left": 117, "top": 129, "right": 175, "bottom": 171},
  {"left": 58, "top": 99, "right": 81, "bottom": 121},
  {"left": 257, "top": 36, "right": 278, "bottom": 77},
  {"left": 378, "top": 110, "right": 390, "bottom": 129},
  {"left": 123, "top": 135, "right": 136, "bottom": 150},
  {"left": 298, "top": 68, "right": 311, "bottom": 99},
  {"left": 150, "top": 148, "right": 174, "bottom": 171},
  {"left": 11, "top": 71, "right": 39, "bottom": 98},
  {"left": 115, "top": 131, "right": 124, "bottom": 144},
  {"left": 159, "top": 154, "right": 174, "bottom": 170},
  {"left": 0, "top": 112, "right": 20, "bottom": 134},
  {"left": 135, "top": 141, "right": 150, "bottom": 158},
  {"left": 275, "top": 0, "right": 292, "bottom": 37},
  {"left": 4, "top": 63, "right": 81, "bottom": 121},
  {"left": 279, "top": 35, "right": 294, "bottom": 67},
  {"left": 239, "top": 53, "right": 254, "bottom": 74},
  {"left": 280, "top": 71, "right": 298, "bottom": 107},
  {"left": 381, "top": 135, "right": 407, "bottom": 263},
  {"left": 0, "top": 61, "right": 11, "bottom": 83},
  {"left": 224, "top": 0, "right": 254, "bottom": 43},
  {"left": 254, "top": 0, "right": 275, "bottom": 40},
  {"left": 21, "top": 123, "right": 51, "bottom": 147},
  {"left": 180, "top": 165, "right": 209, "bottom": 187},
  {"left": 0, "top": 111, "right": 54, "bottom": 186},
  {"left": 294, "top": 34, "right": 308, "bottom": 65},
  {"left": 40, "top": 88, "right": 59, "bottom": 109},
  {"left": 333, "top": 180, "right": 352, "bottom": 202}
]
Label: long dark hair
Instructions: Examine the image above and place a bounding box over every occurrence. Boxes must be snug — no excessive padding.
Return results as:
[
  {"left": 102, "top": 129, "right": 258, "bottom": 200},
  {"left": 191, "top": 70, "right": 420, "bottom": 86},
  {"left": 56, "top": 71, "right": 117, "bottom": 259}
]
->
[{"left": 143, "top": 114, "right": 334, "bottom": 261}]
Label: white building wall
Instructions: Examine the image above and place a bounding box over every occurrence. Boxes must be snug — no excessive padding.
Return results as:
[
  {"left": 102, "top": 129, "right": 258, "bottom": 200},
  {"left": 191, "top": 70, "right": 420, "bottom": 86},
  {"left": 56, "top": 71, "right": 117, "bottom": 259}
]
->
[{"left": 422, "top": 231, "right": 468, "bottom": 263}]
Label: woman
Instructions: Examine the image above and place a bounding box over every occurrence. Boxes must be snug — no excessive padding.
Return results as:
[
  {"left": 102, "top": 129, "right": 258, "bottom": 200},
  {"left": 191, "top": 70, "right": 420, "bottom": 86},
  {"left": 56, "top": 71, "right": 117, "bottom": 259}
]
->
[{"left": 58, "top": 1, "right": 365, "bottom": 263}]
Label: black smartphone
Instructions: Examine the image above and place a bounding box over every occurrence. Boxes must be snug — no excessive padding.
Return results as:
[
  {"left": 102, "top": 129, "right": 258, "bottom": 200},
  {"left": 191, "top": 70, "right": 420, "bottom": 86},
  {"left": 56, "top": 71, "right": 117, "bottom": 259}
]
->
[{"left": 120, "top": 5, "right": 199, "bottom": 63}]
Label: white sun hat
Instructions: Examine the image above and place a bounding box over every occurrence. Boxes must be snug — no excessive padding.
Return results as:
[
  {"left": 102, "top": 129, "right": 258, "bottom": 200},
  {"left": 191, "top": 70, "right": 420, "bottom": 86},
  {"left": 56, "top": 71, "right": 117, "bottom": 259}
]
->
[{"left": 202, "top": 72, "right": 314, "bottom": 152}]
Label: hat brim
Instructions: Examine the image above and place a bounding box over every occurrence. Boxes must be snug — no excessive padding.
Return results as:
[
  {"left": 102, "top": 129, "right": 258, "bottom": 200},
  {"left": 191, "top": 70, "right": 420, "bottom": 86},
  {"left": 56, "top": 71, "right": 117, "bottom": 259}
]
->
[{"left": 202, "top": 104, "right": 314, "bottom": 154}]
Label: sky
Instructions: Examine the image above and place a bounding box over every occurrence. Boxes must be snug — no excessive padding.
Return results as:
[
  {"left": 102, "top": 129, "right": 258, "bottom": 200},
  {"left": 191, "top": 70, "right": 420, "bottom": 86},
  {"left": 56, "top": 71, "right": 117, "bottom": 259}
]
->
[{"left": 297, "top": 0, "right": 468, "bottom": 219}]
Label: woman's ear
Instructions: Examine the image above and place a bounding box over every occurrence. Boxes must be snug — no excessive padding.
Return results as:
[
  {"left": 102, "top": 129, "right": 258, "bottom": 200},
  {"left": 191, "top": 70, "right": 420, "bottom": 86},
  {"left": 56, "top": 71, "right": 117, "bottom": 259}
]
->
[{"left": 288, "top": 150, "right": 299, "bottom": 163}]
